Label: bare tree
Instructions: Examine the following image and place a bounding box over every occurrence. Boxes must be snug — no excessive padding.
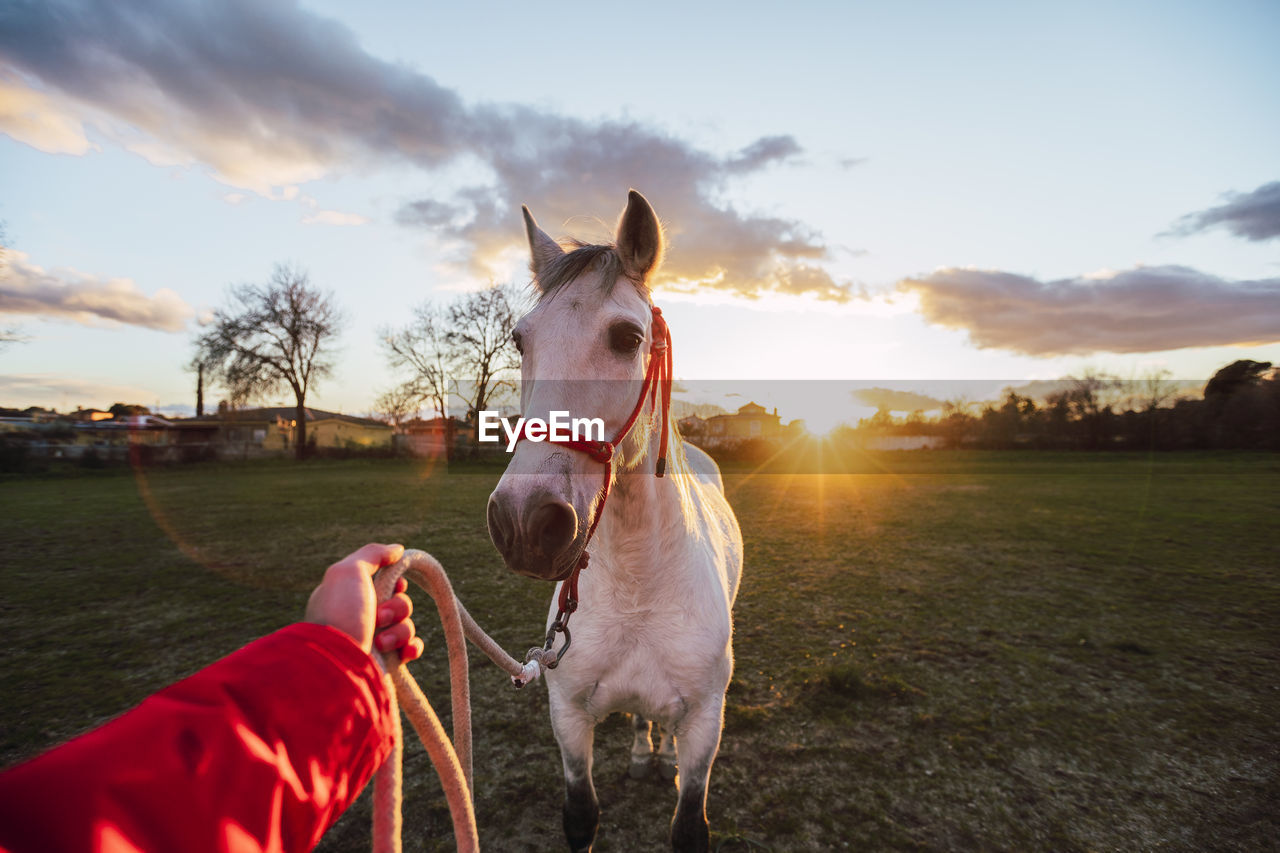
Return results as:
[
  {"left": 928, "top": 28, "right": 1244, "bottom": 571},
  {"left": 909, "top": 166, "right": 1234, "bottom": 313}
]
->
[
  {"left": 446, "top": 282, "right": 525, "bottom": 422},
  {"left": 1052, "top": 371, "right": 1122, "bottom": 418},
  {"left": 1045, "top": 370, "right": 1122, "bottom": 449},
  {"left": 197, "top": 264, "right": 343, "bottom": 459},
  {"left": 1137, "top": 368, "right": 1180, "bottom": 412},
  {"left": 374, "top": 383, "right": 423, "bottom": 428},
  {"left": 383, "top": 282, "right": 526, "bottom": 427},
  {"left": 381, "top": 302, "right": 451, "bottom": 423}
]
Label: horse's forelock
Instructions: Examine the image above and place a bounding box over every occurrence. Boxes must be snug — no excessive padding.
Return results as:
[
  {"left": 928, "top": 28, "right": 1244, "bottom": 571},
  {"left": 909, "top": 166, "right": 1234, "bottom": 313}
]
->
[{"left": 534, "top": 242, "right": 650, "bottom": 302}]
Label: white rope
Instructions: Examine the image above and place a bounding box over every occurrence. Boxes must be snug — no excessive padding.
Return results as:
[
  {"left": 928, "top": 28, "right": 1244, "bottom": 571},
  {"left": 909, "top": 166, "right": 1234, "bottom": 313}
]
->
[{"left": 368, "top": 549, "right": 547, "bottom": 853}]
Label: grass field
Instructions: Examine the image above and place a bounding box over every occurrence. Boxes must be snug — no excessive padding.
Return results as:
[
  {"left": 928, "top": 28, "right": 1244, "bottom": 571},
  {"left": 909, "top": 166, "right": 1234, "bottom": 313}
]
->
[{"left": 1, "top": 451, "right": 1277, "bottom": 851}]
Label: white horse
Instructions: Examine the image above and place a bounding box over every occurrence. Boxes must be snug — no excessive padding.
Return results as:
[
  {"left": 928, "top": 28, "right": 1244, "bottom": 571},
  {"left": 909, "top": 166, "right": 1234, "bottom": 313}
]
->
[{"left": 486, "top": 191, "right": 743, "bottom": 852}]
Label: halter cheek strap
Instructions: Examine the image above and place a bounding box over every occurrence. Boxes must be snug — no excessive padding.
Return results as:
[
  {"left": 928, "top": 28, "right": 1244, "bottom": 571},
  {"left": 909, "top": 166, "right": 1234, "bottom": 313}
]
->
[{"left": 517, "top": 305, "right": 673, "bottom": 663}]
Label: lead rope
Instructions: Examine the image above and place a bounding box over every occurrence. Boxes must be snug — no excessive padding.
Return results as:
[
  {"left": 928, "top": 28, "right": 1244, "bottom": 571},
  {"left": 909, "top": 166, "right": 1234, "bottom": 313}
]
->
[{"left": 368, "top": 549, "right": 548, "bottom": 853}]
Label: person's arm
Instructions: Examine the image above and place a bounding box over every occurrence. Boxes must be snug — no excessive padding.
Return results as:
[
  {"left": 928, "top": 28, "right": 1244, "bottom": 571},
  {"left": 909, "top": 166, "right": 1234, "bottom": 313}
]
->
[{"left": 0, "top": 543, "right": 420, "bottom": 853}]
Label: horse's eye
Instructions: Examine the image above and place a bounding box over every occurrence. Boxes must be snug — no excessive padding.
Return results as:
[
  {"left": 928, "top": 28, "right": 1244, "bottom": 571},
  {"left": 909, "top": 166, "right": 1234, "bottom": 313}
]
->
[
  {"left": 512, "top": 331, "right": 524, "bottom": 355},
  {"left": 609, "top": 324, "right": 644, "bottom": 356}
]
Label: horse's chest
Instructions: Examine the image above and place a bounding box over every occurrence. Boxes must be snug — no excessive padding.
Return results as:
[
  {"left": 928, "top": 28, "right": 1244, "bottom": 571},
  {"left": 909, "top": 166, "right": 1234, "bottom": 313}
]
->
[{"left": 562, "top": 605, "right": 731, "bottom": 724}]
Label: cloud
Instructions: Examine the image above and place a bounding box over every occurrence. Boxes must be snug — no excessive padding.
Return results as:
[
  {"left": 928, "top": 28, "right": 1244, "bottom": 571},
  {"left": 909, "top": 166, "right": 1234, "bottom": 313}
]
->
[
  {"left": 0, "top": 251, "right": 193, "bottom": 331},
  {"left": 898, "top": 265, "right": 1280, "bottom": 356},
  {"left": 301, "top": 209, "right": 369, "bottom": 226},
  {"left": 297, "top": 194, "right": 367, "bottom": 226},
  {"left": 0, "top": 0, "right": 858, "bottom": 301},
  {"left": 852, "top": 387, "right": 946, "bottom": 413},
  {"left": 723, "top": 135, "right": 803, "bottom": 174},
  {"left": 1166, "top": 181, "right": 1280, "bottom": 242},
  {"left": 393, "top": 107, "right": 844, "bottom": 300},
  {"left": 0, "top": 373, "right": 160, "bottom": 408},
  {"left": 0, "top": 73, "right": 95, "bottom": 154}
]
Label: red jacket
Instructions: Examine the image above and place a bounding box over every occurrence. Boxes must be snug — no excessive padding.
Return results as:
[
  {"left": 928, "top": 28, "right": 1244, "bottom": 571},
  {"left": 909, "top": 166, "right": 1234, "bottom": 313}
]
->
[{"left": 0, "top": 623, "right": 395, "bottom": 853}]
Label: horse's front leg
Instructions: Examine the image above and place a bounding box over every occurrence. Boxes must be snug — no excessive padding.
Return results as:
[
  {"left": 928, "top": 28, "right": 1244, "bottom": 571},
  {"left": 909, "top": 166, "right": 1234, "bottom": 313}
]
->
[
  {"left": 669, "top": 697, "right": 726, "bottom": 853},
  {"left": 552, "top": 699, "right": 599, "bottom": 852}
]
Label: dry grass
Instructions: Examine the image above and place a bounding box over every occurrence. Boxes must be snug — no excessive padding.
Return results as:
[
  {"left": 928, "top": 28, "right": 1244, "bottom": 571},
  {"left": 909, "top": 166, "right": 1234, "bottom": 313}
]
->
[{"left": 1, "top": 452, "right": 1277, "bottom": 851}]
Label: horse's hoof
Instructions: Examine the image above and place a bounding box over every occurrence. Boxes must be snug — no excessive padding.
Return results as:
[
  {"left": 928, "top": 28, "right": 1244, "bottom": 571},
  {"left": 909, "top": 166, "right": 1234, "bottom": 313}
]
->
[
  {"left": 659, "top": 760, "right": 678, "bottom": 782},
  {"left": 629, "top": 759, "right": 654, "bottom": 780}
]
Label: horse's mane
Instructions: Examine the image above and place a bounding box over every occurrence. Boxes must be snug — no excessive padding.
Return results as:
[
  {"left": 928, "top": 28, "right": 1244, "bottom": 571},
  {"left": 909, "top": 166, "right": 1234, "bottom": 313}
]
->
[{"left": 534, "top": 241, "right": 651, "bottom": 302}]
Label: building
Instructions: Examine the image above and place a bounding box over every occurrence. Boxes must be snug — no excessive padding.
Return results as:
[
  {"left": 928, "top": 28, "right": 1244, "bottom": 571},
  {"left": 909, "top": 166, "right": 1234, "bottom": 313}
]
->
[
  {"left": 186, "top": 407, "right": 393, "bottom": 453},
  {"left": 394, "top": 416, "right": 473, "bottom": 457},
  {"left": 681, "top": 402, "right": 785, "bottom": 448},
  {"left": 704, "top": 402, "right": 782, "bottom": 441}
]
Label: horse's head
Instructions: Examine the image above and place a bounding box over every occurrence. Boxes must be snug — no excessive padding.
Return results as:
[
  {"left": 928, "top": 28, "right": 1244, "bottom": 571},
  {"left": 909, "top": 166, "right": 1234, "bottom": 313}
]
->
[{"left": 487, "top": 190, "right": 665, "bottom": 581}]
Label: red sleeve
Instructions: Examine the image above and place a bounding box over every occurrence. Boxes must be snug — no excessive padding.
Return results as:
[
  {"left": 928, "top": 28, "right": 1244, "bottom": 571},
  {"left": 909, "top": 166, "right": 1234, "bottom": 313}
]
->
[{"left": 0, "top": 622, "right": 395, "bottom": 853}]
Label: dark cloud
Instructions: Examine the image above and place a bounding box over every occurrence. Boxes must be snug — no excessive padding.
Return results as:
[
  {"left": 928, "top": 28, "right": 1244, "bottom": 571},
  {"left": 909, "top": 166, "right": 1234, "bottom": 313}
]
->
[
  {"left": 1166, "top": 181, "right": 1280, "bottom": 242},
  {"left": 0, "top": 0, "right": 858, "bottom": 301},
  {"left": 0, "top": 251, "right": 192, "bottom": 331},
  {"left": 723, "top": 136, "right": 803, "bottom": 174},
  {"left": 898, "top": 265, "right": 1280, "bottom": 356},
  {"left": 852, "top": 387, "right": 945, "bottom": 412},
  {"left": 400, "top": 109, "right": 843, "bottom": 300},
  {"left": 0, "top": 0, "right": 466, "bottom": 187}
]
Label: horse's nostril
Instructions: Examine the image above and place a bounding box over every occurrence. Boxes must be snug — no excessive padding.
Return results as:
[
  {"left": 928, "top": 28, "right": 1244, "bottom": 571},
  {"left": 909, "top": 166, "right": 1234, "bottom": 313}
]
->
[
  {"left": 528, "top": 499, "right": 577, "bottom": 560},
  {"left": 487, "top": 497, "right": 515, "bottom": 556}
]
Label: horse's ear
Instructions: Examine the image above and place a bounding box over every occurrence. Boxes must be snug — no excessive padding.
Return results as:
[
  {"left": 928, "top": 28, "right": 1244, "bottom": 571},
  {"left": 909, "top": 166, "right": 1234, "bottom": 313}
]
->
[
  {"left": 523, "top": 205, "right": 564, "bottom": 284},
  {"left": 615, "top": 190, "right": 664, "bottom": 282}
]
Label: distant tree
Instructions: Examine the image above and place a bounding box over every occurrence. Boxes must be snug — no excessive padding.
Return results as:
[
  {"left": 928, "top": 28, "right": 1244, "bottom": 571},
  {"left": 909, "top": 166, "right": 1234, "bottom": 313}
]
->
[
  {"left": 444, "top": 282, "right": 525, "bottom": 423},
  {"left": 374, "top": 383, "right": 423, "bottom": 428},
  {"left": 197, "top": 264, "right": 343, "bottom": 460},
  {"left": 1114, "top": 368, "right": 1182, "bottom": 450},
  {"left": 1047, "top": 371, "right": 1122, "bottom": 449},
  {"left": 1204, "top": 359, "right": 1272, "bottom": 401},
  {"left": 1137, "top": 368, "right": 1180, "bottom": 412},
  {"left": 108, "top": 403, "right": 151, "bottom": 418},
  {"left": 979, "top": 391, "right": 1038, "bottom": 448},
  {"left": 381, "top": 302, "right": 451, "bottom": 424},
  {"left": 383, "top": 282, "right": 526, "bottom": 428},
  {"left": 937, "top": 398, "right": 979, "bottom": 447},
  {"left": 1204, "top": 360, "right": 1278, "bottom": 449}
]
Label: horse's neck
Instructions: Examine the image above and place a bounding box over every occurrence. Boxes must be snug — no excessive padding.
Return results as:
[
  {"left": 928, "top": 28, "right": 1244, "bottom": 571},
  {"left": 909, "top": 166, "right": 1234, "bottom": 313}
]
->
[{"left": 594, "top": 428, "right": 687, "bottom": 580}]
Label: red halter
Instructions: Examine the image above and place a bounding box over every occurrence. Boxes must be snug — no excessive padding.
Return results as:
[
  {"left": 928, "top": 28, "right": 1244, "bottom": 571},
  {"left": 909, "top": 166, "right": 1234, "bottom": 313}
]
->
[{"left": 519, "top": 305, "right": 673, "bottom": 663}]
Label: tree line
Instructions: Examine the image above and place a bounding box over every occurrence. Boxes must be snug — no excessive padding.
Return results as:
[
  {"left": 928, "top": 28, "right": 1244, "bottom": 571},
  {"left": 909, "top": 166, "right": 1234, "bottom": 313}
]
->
[{"left": 847, "top": 360, "right": 1280, "bottom": 451}]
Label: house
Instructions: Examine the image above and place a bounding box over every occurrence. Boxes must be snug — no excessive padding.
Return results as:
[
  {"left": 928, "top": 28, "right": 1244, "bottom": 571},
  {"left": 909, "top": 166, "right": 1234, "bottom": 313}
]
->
[
  {"left": 187, "top": 407, "right": 393, "bottom": 454},
  {"left": 395, "top": 416, "right": 472, "bottom": 457},
  {"left": 703, "top": 402, "right": 782, "bottom": 442}
]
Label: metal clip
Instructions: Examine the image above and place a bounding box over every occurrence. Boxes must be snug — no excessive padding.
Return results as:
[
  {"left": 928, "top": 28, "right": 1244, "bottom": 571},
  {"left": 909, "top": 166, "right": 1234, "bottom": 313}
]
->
[{"left": 542, "top": 618, "right": 572, "bottom": 669}]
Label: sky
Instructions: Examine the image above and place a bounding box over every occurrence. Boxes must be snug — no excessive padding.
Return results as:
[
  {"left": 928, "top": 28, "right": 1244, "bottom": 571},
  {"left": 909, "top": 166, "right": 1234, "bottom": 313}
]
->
[{"left": 1, "top": 0, "right": 1278, "bottom": 431}]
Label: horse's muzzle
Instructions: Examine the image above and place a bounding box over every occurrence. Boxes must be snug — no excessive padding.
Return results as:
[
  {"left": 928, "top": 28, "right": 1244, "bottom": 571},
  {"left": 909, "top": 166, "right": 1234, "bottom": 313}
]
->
[{"left": 487, "top": 491, "right": 581, "bottom": 581}]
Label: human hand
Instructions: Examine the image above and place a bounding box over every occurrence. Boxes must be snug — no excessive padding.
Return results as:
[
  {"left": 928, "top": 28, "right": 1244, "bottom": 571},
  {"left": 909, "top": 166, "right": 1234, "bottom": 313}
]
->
[{"left": 305, "top": 543, "right": 424, "bottom": 664}]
